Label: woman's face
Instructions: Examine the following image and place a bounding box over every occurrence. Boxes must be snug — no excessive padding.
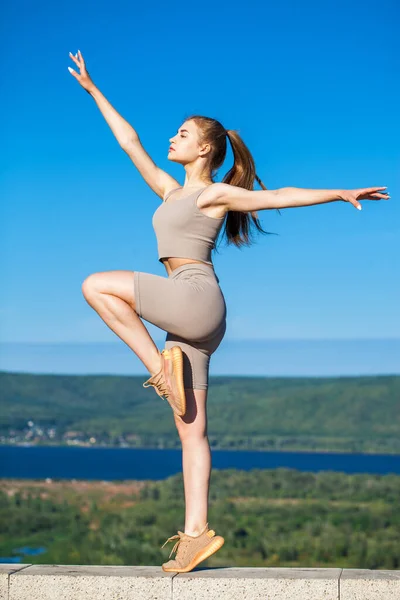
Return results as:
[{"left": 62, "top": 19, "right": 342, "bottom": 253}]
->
[{"left": 168, "top": 120, "right": 204, "bottom": 164}]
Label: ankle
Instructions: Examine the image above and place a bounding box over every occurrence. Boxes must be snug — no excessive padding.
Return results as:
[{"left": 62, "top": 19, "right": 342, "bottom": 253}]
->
[
  {"left": 184, "top": 524, "right": 207, "bottom": 537},
  {"left": 149, "top": 350, "right": 163, "bottom": 376}
]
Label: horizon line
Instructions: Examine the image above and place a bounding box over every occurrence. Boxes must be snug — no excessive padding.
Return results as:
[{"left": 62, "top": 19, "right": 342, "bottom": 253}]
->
[{"left": 1, "top": 338, "right": 400, "bottom": 345}]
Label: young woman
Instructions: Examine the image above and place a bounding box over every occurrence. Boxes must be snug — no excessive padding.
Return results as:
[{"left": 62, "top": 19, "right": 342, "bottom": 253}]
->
[{"left": 68, "top": 50, "right": 390, "bottom": 572}]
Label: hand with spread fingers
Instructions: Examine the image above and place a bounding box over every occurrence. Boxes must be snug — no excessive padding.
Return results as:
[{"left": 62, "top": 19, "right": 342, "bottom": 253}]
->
[
  {"left": 340, "top": 187, "right": 390, "bottom": 211},
  {"left": 68, "top": 50, "right": 96, "bottom": 94}
]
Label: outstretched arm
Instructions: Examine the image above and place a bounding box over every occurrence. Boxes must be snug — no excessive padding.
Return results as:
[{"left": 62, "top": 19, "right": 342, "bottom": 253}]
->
[
  {"left": 218, "top": 183, "right": 390, "bottom": 212},
  {"left": 68, "top": 50, "right": 139, "bottom": 147},
  {"left": 68, "top": 50, "right": 181, "bottom": 199},
  {"left": 270, "top": 186, "right": 391, "bottom": 211}
]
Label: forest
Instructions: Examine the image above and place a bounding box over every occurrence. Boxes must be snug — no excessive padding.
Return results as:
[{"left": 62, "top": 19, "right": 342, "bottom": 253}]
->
[
  {"left": 1, "top": 372, "right": 399, "bottom": 453},
  {"left": 1, "top": 468, "right": 399, "bottom": 569}
]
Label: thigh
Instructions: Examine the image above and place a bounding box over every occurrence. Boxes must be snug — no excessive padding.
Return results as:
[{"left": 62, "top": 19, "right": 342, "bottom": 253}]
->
[
  {"left": 173, "top": 388, "right": 208, "bottom": 435},
  {"left": 165, "top": 319, "right": 226, "bottom": 390},
  {"left": 134, "top": 270, "right": 226, "bottom": 340},
  {"left": 82, "top": 270, "right": 137, "bottom": 310}
]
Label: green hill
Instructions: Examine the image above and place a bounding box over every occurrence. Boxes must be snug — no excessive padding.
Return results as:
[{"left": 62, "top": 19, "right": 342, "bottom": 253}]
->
[{"left": 1, "top": 372, "right": 399, "bottom": 453}]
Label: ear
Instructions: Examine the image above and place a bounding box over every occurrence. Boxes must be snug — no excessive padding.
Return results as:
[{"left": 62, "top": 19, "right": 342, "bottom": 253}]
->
[{"left": 199, "top": 143, "right": 211, "bottom": 157}]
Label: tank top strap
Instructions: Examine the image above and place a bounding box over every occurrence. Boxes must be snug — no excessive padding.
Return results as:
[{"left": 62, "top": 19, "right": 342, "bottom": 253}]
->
[
  {"left": 193, "top": 186, "right": 208, "bottom": 203},
  {"left": 164, "top": 186, "right": 182, "bottom": 202}
]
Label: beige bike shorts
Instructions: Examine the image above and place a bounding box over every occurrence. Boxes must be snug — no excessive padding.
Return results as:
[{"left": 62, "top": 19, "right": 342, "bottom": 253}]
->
[{"left": 133, "top": 262, "right": 227, "bottom": 390}]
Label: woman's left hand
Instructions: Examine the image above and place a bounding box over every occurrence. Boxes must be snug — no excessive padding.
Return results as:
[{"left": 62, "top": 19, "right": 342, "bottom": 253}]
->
[{"left": 340, "top": 187, "right": 390, "bottom": 210}]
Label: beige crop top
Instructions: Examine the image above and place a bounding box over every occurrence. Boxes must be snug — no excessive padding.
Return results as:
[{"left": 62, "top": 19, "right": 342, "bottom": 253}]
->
[{"left": 152, "top": 186, "right": 226, "bottom": 266}]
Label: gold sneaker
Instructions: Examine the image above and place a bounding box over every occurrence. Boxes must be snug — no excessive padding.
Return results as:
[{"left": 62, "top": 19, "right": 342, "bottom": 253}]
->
[
  {"left": 143, "top": 347, "right": 186, "bottom": 416},
  {"left": 161, "top": 522, "right": 225, "bottom": 573}
]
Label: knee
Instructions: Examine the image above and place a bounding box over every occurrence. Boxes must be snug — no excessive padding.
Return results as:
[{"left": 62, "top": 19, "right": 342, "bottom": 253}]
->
[
  {"left": 81, "top": 274, "right": 99, "bottom": 299},
  {"left": 174, "top": 414, "right": 207, "bottom": 444}
]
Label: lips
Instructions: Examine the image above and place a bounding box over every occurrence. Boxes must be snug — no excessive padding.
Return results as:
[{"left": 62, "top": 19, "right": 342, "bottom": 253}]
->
[{"left": 169, "top": 147, "right": 175, "bottom": 151}]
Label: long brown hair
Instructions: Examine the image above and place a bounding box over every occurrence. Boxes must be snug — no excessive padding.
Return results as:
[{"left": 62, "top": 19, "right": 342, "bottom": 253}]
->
[{"left": 185, "top": 114, "right": 281, "bottom": 255}]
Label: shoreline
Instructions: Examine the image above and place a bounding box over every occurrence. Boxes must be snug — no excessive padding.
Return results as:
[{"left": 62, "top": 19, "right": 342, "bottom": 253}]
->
[{"left": 2, "top": 442, "right": 400, "bottom": 456}]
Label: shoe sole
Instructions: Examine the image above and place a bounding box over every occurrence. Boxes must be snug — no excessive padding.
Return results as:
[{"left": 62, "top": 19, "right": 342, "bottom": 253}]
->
[
  {"left": 164, "top": 346, "right": 186, "bottom": 417},
  {"left": 161, "top": 535, "right": 225, "bottom": 573}
]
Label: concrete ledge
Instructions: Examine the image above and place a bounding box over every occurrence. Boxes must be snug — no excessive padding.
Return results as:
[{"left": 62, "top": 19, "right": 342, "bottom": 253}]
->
[
  {"left": 340, "top": 568, "right": 400, "bottom": 600},
  {"left": 1, "top": 564, "right": 399, "bottom": 599},
  {"left": 174, "top": 566, "right": 342, "bottom": 599}
]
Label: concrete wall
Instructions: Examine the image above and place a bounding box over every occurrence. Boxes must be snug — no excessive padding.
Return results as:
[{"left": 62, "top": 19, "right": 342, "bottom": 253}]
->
[{"left": 1, "top": 564, "right": 399, "bottom": 599}]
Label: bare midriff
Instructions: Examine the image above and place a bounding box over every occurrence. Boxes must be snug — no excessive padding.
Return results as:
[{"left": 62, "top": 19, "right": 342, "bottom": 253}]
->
[{"left": 162, "top": 257, "right": 213, "bottom": 276}]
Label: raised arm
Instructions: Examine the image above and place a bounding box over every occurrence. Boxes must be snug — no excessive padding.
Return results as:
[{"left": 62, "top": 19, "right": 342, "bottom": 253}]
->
[
  {"left": 68, "top": 50, "right": 180, "bottom": 200},
  {"left": 218, "top": 183, "right": 390, "bottom": 212}
]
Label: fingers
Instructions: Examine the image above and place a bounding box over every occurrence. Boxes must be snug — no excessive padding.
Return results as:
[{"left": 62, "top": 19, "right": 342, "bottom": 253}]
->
[
  {"left": 372, "top": 188, "right": 390, "bottom": 199},
  {"left": 69, "top": 50, "right": 86, "bottom": 73},
  {"left": 361, "top": 187, "right": 390, "bottom": 200},
  {"left": 77, "top": 49, "right": 85, "bottom": 67},
  {"left": 69, "top": 51, "right": 80, "bottom": 67},
  {"left": 363, "top": 186, "right": 386, "bottom": 194},
  {"left": 370, "top": 193, "right": 390, "bottom": 199}
]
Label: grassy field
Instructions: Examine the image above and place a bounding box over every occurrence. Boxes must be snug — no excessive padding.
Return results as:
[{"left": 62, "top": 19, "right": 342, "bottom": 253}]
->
[{"left": 1, "top": 467, "right": 399, "bottom": 569}]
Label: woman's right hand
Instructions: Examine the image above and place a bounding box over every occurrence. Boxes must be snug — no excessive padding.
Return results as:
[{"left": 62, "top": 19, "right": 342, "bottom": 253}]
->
[{"left": 68, "top": 50, "right": 96, "bottom": 94}]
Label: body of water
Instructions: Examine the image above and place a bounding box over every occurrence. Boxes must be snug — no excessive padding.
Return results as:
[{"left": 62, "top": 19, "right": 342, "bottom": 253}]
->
[
  {"left": 1, "top": 445, "right": 399, "bottom": 480},
  {"left": 0, "top": 546, "right": 47, "bottom": 564}
]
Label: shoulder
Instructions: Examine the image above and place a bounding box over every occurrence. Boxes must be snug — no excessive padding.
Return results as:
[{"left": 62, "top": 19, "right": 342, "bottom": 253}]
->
[
  {"left": 205, "top": 183, "right": 250, "bottom": 211},
  {"left": 197, "top": 183, "right": 230, "bottom": 217},
  {"left": 201, "top": 182, "right": 235, "bottom": 206},
  {"left": 201, "top": 182, "right": 250, "bottom": 214},
  {"left": 208, "top": 182, "right": 231, "bottom": 199}
]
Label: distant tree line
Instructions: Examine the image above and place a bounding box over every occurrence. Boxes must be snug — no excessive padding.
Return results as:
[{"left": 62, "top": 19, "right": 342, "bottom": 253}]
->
[{"left": 1, "top": 372, "right": 399, "bottom": 454}]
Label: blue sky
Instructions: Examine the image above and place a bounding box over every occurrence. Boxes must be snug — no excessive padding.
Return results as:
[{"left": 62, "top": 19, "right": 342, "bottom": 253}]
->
[{"left": 1, "top": 0, "right": 399, "bottom": 375}]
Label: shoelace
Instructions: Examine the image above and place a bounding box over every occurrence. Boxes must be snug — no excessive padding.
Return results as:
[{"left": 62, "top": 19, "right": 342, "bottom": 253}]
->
[
  {"left": 161, "top": 524, "right": 213, "bottom": 559},
  {"left": 143, "top": 367, "right": 169, "bottom": 399},
  {"left": 143, "top": 351, "right": 171, "bottom": 399},
  {"left": 161, "top": 532, "right": 186, "bottom": 559}
]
